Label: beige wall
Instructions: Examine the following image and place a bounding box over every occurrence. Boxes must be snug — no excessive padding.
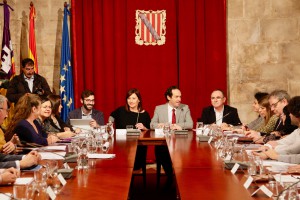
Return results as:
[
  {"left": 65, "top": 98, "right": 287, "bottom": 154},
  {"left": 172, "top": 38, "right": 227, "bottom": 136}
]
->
[
  {"left": 228, "top": 0, "right": 300, "bottom": 123},
  {"left": 0, "top": 0, "right": 69, "bottom": 93},
  {"left": 2, "top": 0, "right": 299, "bottom": 123}
]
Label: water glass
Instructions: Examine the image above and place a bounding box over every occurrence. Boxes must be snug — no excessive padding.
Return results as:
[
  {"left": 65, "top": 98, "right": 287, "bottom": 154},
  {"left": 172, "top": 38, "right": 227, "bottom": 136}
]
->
[
  {"left": 255, "top": 156, "right": 264, "bottom": 175},
  {"left": 77, "top": 147, "right": 89, "bottom": 170},
  {"left": 163, "top": 123, "right": 170, "bottom": 134},
  {"left": 126, "top": 125, "right": 134, "bottom": 130},
  {"left": 13, "top": 185, "right": 28, "bottom": 200},
  {"left": 107, "top": 122, "right": 114, "bottom": 135},
  {"left": 87, "top": 138, "right": 97, "bottom": 153},
  {"left": 247, "top": 155, "right": 257, "bottom": 175}
]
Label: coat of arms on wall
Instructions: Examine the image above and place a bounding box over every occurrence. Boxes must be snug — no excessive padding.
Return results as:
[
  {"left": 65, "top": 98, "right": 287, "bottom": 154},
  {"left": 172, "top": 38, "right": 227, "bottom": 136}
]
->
[{"left": 135, "top": 10, "right": 166, "bottom": 46}]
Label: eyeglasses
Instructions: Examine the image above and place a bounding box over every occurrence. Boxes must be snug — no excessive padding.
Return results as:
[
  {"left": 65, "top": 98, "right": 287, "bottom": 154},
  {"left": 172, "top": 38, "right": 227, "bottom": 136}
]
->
[
  {"left": 270, "top": 99, "right": 282, "bottom": 108},
  {"left": 84, "top": 99, "right": 95, "bottom": 103},
  {"left": 0, "top": 108, "right": 10, "bottom": 113},
  {"left": 211, "top": 96, "right": 223, "bottom": 100}
]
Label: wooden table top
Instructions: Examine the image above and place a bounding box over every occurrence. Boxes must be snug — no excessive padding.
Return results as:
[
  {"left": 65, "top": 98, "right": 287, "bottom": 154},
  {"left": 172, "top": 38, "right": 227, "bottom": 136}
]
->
[{"left": 0, "top": 130, "right": 273, "bottom": 199}]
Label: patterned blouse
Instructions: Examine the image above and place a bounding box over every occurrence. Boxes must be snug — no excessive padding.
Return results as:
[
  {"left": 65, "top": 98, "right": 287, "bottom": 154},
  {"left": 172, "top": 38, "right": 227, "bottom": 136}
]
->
[{"left": 256, "top": 115, "right": 279, "bottom": 134}]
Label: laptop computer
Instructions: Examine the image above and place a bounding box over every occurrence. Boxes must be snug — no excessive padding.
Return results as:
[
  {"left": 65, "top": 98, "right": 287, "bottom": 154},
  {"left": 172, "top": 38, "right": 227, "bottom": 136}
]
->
[{"left": 70, "top": 119, "right": 92, "bottom": 131}]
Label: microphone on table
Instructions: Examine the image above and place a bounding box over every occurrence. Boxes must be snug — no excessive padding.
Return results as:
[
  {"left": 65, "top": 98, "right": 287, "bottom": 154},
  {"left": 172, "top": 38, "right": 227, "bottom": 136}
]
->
[{"left": 214, "top": 112, "right": 231, "bottom": 124}]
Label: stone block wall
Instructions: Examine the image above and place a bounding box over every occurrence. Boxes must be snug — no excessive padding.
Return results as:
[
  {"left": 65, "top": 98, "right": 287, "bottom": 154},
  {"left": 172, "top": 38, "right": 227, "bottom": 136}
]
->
[
  {"left": 1, "top": 0, "right": 298, "bottom": 123},
  {"left": 228, "top": 0, "right": 300, "bottom": 122},
  {"left": 0, "top": 0, "right": 68, "bottom": 93}
]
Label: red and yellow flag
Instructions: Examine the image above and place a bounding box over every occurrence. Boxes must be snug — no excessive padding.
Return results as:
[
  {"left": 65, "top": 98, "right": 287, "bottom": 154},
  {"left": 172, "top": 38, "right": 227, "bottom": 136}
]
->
[{"left": 29, "top": 2, "right": 38, "bottom": 73}]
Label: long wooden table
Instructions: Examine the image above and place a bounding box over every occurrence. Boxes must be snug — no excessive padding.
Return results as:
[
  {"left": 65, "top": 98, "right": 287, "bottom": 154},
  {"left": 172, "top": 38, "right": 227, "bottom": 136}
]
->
[{"left": 0, "top": 131, "right": 272, "bottom": 199}]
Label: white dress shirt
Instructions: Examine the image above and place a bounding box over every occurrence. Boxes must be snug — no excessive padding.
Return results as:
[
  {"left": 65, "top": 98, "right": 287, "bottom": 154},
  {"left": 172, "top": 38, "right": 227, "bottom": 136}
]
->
[
  {"left": 167, "top": 104, "right": 176, "bottom": 124},
  {"left": 24, "top": 74, "right": 34, "bottom": 92},
  {"left": 214, "top": 106, "right": 224, "bottom": 126}
]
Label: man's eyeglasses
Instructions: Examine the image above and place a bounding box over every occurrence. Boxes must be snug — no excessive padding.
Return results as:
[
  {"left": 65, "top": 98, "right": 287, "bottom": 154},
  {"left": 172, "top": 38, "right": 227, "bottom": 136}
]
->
[
  {"left": 211, "top": 96, "right": 223, "bottom": 100},
  {"left": 84, "top": 99, "right": 95, "bottom": 103},
  {"left": 0, "top": 108, "right": 10, "bottom": 113},
  {"left": 270, "top": 99, "right": 282, "bottom": 108}
]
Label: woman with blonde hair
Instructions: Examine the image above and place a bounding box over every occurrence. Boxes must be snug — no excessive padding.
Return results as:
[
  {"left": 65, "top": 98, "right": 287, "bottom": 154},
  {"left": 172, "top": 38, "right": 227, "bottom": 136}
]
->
[{"left": 5, "top": 94, "right": 58, "bottom": 146}]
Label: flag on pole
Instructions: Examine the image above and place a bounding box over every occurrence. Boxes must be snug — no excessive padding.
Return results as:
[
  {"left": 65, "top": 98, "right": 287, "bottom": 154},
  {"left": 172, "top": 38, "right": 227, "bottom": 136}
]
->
[
  {"left": 60, "top": 3, "right": 74, "bottom": 121},
  {"left": 29, "top": 2, "right": 38, "bottom": 73},
  {"left": 0, "top": 1, "right": 15, "bottom": 79}
]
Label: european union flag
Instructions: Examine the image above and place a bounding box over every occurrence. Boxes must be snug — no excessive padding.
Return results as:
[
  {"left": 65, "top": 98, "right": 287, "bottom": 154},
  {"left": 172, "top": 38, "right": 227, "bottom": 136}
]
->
[{"left": 60, "top": 4, "right": 74, "bottom": 122}]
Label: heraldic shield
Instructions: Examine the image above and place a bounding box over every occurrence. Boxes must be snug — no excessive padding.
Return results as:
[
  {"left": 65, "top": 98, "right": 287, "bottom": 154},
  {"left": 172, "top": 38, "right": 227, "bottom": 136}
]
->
[{"left": 135, "top": 10, "right": 166, "bottom": 46}]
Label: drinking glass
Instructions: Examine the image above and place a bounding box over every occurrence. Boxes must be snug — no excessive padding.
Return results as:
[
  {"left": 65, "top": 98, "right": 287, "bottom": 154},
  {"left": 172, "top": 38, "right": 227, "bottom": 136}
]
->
[
  {"left": 255, "top": 156, "right": 264, "bottom": 175},
  {"left": 77, "top": 147, "right": 89, "bottom": 170},
  {"left": 13, "top": 185, "right": 28, "bottom": 200},
  {"left": 46, "top": 160, "right": 61, "bottom": 194},
  {"left": 247, "top": 155, "right": 257, "bottom": 176},
  {"left": 163, "top": 123, "right": 170, "bottom": 134}
]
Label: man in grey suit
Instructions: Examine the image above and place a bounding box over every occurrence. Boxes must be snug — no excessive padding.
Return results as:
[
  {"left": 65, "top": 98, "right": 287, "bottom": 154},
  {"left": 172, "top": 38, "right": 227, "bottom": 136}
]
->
[
  {"left": 150, "top": 86, "right": 193, "bottom": 130},
  {"left": 67, "top": 89, "right": 105, "bottom": 128},
  {"left": 150, "top": 86, "right": 193, "bottom": 188},
  {"left": 0, "top": 95, "right": 40, "bottom": 170}
]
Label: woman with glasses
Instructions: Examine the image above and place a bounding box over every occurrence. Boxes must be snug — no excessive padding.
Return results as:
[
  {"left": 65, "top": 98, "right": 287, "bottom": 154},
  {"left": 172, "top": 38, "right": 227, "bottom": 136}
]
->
[{"left": 5, "top": 94, "right": 58, "bottom": 146}]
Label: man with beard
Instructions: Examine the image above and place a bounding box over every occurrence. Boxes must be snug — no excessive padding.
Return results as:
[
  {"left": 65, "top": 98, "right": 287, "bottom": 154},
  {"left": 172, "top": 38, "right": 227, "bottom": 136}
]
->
[
  {"left": 66, "top": 89, "right": 104, "bottom": 128},
  {"left": 6, "top": 58, "right": 52, "bottom": 104}
]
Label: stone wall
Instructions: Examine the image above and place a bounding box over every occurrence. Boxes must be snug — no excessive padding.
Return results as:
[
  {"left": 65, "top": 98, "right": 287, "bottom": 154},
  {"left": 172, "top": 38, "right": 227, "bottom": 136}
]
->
[
  {"left": 228, "top": 0, "right": 300, "bottom": 123},
  {"left": 0, "top": 0, "right": 68, "bottom": 93},
  {"left": 1, "top": 0, "right": 298, "bottom": 123}
]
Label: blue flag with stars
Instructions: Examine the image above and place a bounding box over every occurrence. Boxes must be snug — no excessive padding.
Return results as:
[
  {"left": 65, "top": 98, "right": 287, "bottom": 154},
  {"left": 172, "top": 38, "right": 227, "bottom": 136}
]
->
[{"left": 60, "top": 4, "right": 74, "bottom": 122}]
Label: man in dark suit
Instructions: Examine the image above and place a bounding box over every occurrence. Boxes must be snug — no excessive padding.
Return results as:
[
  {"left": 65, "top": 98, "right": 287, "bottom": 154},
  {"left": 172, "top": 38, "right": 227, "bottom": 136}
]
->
[
  {"left": 66, "top": 89, "right": 104, "bottom": 128},
  {"left": 6, "top": 58, "right": 52, "bottom": 104},
  {"left": 199, "top": 89, "right": 241, "bottom": 126}
]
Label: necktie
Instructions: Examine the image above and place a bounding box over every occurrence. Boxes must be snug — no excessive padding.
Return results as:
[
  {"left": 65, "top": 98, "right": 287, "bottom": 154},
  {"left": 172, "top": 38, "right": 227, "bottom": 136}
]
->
[{"left": 172, "top": 108, "right": 176, "bottom": 124}]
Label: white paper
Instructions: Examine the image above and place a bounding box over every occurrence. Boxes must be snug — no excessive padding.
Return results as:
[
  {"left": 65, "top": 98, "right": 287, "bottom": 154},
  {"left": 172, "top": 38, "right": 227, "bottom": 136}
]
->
[
  {"left": 263, "top": 160, "right": 296, "bottom": 167},
  {"left": 47, "top": 186, "right": 56, "bottom": 200},
  {"left": 0, "top": 193, "right": 11, "bottom": 200},
  {"left": 251, "top": 185, "right": 273, "bottom": 197},
  {"left": 196, "top": 129, "right": 203, "bottom": 135},
  {"left": 63, "top": 163, "right": 70, "bottom": 169},
  {"left": 154, "top": 129, "right": 164, "bottom": 135},
  {"left": 87, "top": 153, "right": 116, "bottom": 159},
  {"left": 40, "top": 146, "right": 67, "bottom": 151},
  {"left": 57, "top": 173, "right": 67, "bottom": 186},
  {"left": 274, "top": 174, "right": 299, "bottom": 183},
  {"left": 14, "top": 177, "right": 33, "bottom": 185},
  {"left": 243, "top": 176, "right": 253, "bottom": 189},
  {"left": 116, "top": 129, "right": 127, "bottom": 135},
  {"left": 231, "top": 163, "right": 240, "bottom": 174},
  {"left": 40, "top": 152, "right": 66, "bottom": 160}
]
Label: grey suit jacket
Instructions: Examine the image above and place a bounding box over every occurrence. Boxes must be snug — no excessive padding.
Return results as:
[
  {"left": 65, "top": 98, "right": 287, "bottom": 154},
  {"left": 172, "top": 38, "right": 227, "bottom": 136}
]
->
[
  {"left": 150, "top": 103, "right": 193, "bottom": 129},
  {"left": 0, "top": 154, "right": 23, "bottom": 168}
]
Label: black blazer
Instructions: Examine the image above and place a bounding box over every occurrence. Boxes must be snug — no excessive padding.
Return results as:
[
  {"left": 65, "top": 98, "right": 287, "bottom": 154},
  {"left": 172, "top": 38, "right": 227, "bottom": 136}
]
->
[{"left": 199, "top": 105, "right": 241, "bottom": 126}]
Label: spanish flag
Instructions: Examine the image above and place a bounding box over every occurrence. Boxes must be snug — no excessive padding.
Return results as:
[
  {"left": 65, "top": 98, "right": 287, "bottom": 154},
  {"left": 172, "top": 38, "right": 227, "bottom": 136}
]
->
[{"left": 29, "top": 2, "right": 38, "bottom": 73}]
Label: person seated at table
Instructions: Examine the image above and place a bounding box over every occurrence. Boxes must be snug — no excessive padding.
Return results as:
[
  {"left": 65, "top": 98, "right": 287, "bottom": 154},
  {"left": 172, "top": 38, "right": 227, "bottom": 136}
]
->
[
  {"left": 48, "top": 94, "right": 73, "bottom": 133},
  {"left": 109, "top": 88, "right": 150, "bottom": 170},
  {"left": 5, "top": 94, "right": 59, "bottom": 146},
  {"left": 246, "top": 90, "right": 297, "bottom": 142},
  {"left": 67, "top": 89, "right": 104, "bottom": 129},
  {"left": 254, "top": 96, "right": 300, "bottom": 157},
  {"left": 109, "top": 88, "right": 151, "bottom": 130},
  {"left": 150, "top": 86, "right": 193, "bottom": 187},
  {"left": 36, "top": 97, "right": 75, "bottom": 139},
  {"left": 0, "top": 151, "right": 41, "bottom": 169},
  {"left": 199, "top": 89, "right": 241, "bottom": 127},
  {"left": 245, "top": 95, "right": 278, "bottom": 143},
  {"left": 0, "top": 167, "right": 19, "bottom": 185},
  {"left": 246, "top": 92, "right": 269, "bottom": 130},
  {"left": 150, "top": 86, "right": 193, "bottom": 130}
]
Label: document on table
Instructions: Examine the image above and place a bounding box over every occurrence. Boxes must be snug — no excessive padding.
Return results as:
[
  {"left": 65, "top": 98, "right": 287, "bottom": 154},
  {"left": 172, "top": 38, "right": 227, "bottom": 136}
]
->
[
  {"left": 14, "top": 177, "right": 33, "bottom": 185},
  {"left": 273, "top": 174, "right": 300, "bottom": 186},
  {"left": 40, "top": 152, "right": 66, "bottom": 160},
  {"left": 39, "top": 146, "right": 67, "bottom": 151},
  {"left": 87, "top": 154, "right": 116, "bottom": 159}
]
